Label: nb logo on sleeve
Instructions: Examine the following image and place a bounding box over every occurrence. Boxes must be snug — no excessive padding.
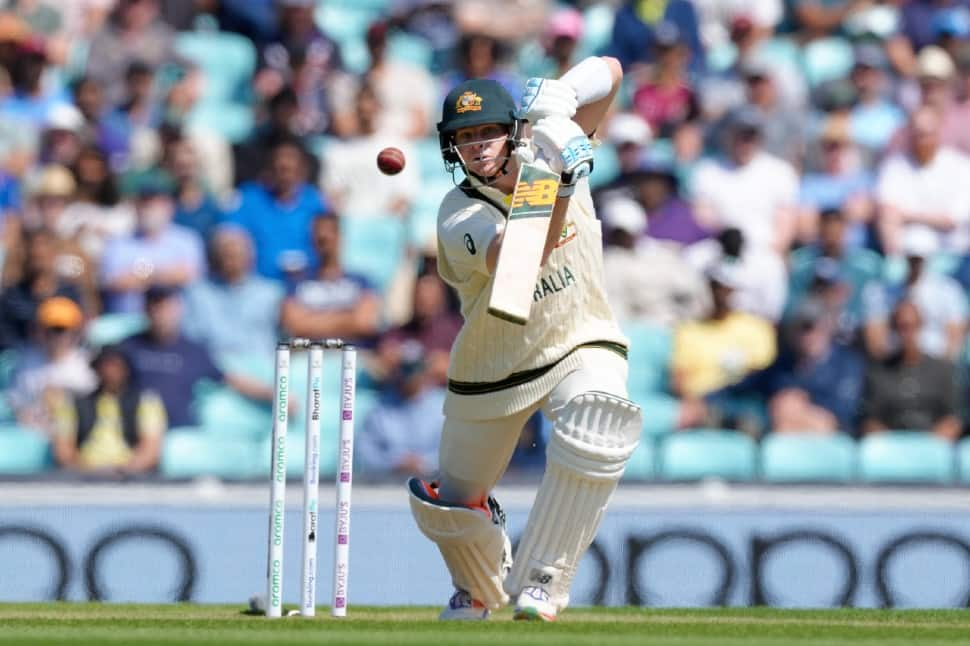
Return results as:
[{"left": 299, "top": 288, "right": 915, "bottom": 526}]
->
[{"left": 510, "top": 179, "right": 558, "bottom": 209}]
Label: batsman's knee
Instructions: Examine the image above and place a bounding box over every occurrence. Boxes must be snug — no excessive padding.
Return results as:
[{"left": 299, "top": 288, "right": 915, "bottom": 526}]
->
[{"left": 548, "top": 391, "right": 643, "bottom": 480}]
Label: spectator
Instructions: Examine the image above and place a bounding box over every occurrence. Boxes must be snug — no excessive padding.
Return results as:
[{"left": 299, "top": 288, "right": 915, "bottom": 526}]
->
[
  {"left": 100, "top": 61, "right": 162, "bottom": 171},
  {"left": 100, "top": 179, "right": 205, "bottom": 313},
  {"left": 670, "top": 260, "right": 776, "bottom": 398},
  {"left": 798, "top": 116, "right": 875, "bottom": 248},
  {"left": 183, "top": 225, "right": 284, "bottom": 359},
  {"left": 788, "top": 208, "right": 882, "bottom": 338},
  {"left": 61, "top": 145, "right": 134, "bottom": 261},
  {"left": 536, "top": 7, "right": 584, "bottom": 79},
  {"left": 0, "top": 229, "right": 84, "bottom": 350},
  {"left": 862, "top": 301, "right": 962, "bottom": 441},
  {"left": 377, "top": 270, "right": 461, "bottom": 387},
  {"left": 634, "top": 155, "right": 709, "bottom": 247},
  {"left": 6, "top": 296, "right": 96, "bottom": 428},
  {"left": 890, "top": 0, "right": 970, "bottom": 77},
  {"left": 862, "top": 227, "right": 968, "bottom": 360},
  {"left": 914, "top": 45, "right": 957, "bottom": 114},
  {"left": 939, "top": 44, "right": 970, "bottom": 155},
  {"left": 691, "top": 107, "right": 799, "bottom": 255},
  {"left": 607, "top": 0, "right": 705, "bottom": 77},
  {"left": 225, "top": 137, "right": 326, "bottom": 280},
  {"left": 631, "top": 21, "right": 699, "bottom": 136},
  {"left": 848, "top": 44, "right": 905, "bottom": 155},
  {"left": 767, "top": 300, "right": 865, "bottom": 434},
  {"left": 738, "top": 58, "right": 805, "bottom": 165},
  {"left": 792, "top": 0, "right": 875, "bottom": 39},
  {"left": 85, "top": 0, "right": 176, "bottom": 107},
  {"left": 875, "top": 105, "right": 970, "bottom": 255},
  {"left": 442, "top": 33, "right": 521, "bottom": 102},
  {"left": 279, "top": 213, "right": 380, "bottom": 346},
  {"left": 119, "top": 285, "right": 277, "bottom": 427},
  {"left": 321, "top": 83, "right": 418, "bottom": 218},
  {"left": 0, "top": 38, "right": 69, "bottom": 129},
  {"left": 233, "top": 87, "right": 321, "bottom": 186},
  {"left": 38, "top": 104, "right": 85, "bottom": 169},
  {"left": 601, "top": 197, "right": 710, "bottom": 327},
  {"left": 359, "top": 20, "right": 435, "bottom": 139},
  {"left": 357, "top": 340, "right": 445, "bottom": 479},
  {"left": 50, "top": 344, "right": 167, "bottom": 474}
]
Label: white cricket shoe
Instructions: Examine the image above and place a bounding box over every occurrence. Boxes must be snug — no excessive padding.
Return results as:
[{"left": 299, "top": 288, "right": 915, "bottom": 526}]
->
[
  {"left": 513, "top": 585, "right": 557, "bottom": 622},
  {"left": 439, "top": 589, "right": 490, "bottom": 621}
]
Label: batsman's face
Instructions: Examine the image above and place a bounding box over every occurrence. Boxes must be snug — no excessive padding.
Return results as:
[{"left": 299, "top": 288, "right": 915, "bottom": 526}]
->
[{"left": 454, "top": 123, "right": 510, "bottom": 177}]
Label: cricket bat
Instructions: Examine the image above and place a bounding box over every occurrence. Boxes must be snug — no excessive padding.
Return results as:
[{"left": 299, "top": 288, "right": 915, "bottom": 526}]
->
[{"left": 487, "top": 161, "right": 560, "bottom": 325}]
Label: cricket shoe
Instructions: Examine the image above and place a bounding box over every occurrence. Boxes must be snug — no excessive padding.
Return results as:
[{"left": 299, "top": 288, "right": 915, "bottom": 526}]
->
[
  {"left": 513, "top": 585, "right": 557, "bottom": 622},
  {"left": 439, "top": 589, "right": 489, "bottom": 621}
]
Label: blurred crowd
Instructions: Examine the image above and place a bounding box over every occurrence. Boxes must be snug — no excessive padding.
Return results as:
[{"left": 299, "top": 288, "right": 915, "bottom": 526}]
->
[{"left": 1, "top": 0, "right": 969, "bottom": 480}]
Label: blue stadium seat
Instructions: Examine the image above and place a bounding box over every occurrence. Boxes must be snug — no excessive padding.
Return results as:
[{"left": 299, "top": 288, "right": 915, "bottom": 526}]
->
[
  {"left": 858, "top": 432, "right": 955, "bottom": 484},
  {"left": 590, "top": 142, "right": 620, "bottom": 189},
  {"left": 0, "top": 425, "right": 50, "bottom": 474},
  {"left": 801, "top": 37, "right": 855, "bottom": 87},
  {"left": 957, "top": 438, "right": 970, "bottom": 484},
  {"left": 622, "top": 437, "right": 655, "bottom": 481},
  {"left": 193, "top": 385, "right": 272, "bottom": 440},
  {"left": 388, "top": 32, "right": 433, "bottom": 70},
  {"left": 174, "top": 31, "right": 256, "bottom": 105},
  {"left": 639, "top": 393, "right": 680, "bottom": 437},
  {"left": 341, "top": 215, "right": 406, "bottom": 292},
  {"left": 579, "top": 3, "right": 616, "bottom": 59},
  {"left": 160, "top": 428, "right": 262, "bottom": 480},
  {"left": 408, "top": 178, "right": 452, "bottom": 245},
  {"left": 185, "top": 102, "right": 254, "bottom": 143},
  {"left": 86, "top": 313, "right": 147, "bottom": 348},
  {"left": 761, "top": 433, "right": 857, "bottom": 483},
  {"left": 417, "top": 137, "right": 445, "bottom": 180},
  {"left": 621, "top": 322, "right": 673, "bottom": 396},
  {"left": 658, "top": 430, "right": 758, "bottom": 481}
]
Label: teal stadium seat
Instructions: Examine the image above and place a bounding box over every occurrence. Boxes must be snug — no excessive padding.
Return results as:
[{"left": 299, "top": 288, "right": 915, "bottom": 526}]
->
[
  {"left": 341, "top": 215, "right": 406, "bottom": 292},
  {"left": 185, "top": 103, "right": 254, "bottom": 143},
  {"left": 621, "top": 323, "right": 673, "bottom": 395},
  {"left": 193, "top": 384, "right": 272, "bottom": 440},
  {"left": 801, "top": 37, "right": 855, "bottom": 87},
  {"left": 387, "top": 32, "right": 433, "bottom": 69},
  {"left": 160, "top": 428, "right": 262, "bottom": 480},
  {"left": 622, "top": 437, "right": 655, "bottom": 481},
  {"left": 659, "top": 430, "right": 757, "bottom": 481},
  {"left": 638, "top": 393, "right": 680, "bottom": 437},
  {"left": 174, "top": 31, "right": 256, "bottom": 105},
  {"left": 0, "top": 425, "right": 50, "bottom": 474},
  {"left": 958, "top": 438, "right": 970, "bottom": 484},
  {"left": 0, "top": 349, "right": 17, "bottom": 422},
  {"left": 761, "top": 433, "right": 857, "bottom": 483},
  {"left": 589, "top": 142, "right": 620, "bottom": 189},
  {"left": 578, "top": 4, "right": 616, "bottom": 59},
  {"left": 858, "top": 432, "right": 955, "bottom": 484},
  {"left": 86, "top": 313, "right": 147, "bottom": 348}
]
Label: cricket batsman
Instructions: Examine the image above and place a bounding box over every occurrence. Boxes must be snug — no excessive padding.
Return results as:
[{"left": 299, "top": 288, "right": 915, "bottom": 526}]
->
[{"left": 407, "top": 56, "right": 642, "bottom": 621}]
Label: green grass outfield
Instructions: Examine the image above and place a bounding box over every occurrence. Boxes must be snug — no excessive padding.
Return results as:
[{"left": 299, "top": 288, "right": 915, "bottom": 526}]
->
[{"left": 1, "top": 604, "right": 969, "bottom": 646}]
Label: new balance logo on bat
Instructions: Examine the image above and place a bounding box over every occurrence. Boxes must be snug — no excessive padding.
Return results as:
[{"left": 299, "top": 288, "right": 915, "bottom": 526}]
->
[{"left": 510, "top": 179, "right": 558, "bottom": 210}]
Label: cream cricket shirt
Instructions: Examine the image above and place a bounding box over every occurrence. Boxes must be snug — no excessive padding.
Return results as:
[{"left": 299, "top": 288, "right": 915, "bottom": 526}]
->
[{"left": 436, "top": 175, "right": 628, "bottom": 420}]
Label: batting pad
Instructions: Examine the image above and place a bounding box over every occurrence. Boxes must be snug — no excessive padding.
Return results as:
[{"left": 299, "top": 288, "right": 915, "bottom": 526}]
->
[
  {"left": 505, "top": 392, "right": 642, "bottom": 610},
  {"left": 408, "top": 478, "right": 512, "bottom": 609}
]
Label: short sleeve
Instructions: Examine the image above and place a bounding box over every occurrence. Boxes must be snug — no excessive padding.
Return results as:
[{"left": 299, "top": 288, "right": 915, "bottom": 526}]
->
[
  {"left": 137, "top": 390, "right": 167, "bottom": 437},
  {"left": 438, "top": 200, "right": 504, "bottom": 277}
]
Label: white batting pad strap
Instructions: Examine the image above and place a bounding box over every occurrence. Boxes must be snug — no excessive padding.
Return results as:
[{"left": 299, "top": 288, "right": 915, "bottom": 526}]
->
[
  {"left": 505, "top": 392, "right": 641, "bottom": 610},
  {"left": 409, "top": 482, "right": 511, "bottom": 609}
]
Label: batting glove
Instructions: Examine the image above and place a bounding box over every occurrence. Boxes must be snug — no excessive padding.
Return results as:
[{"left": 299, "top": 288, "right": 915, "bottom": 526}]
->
[
  {"left": 531, "top": 115, "right": 594, "bottom": 196},
  {"left": 517, "top": 78, "right": 578, "bottom": 122}
]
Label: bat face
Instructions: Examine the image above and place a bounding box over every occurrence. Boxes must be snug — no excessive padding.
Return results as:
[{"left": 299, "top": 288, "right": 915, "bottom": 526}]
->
[{"left": 487, "top": 163, "right": 561, "bottom": 325}]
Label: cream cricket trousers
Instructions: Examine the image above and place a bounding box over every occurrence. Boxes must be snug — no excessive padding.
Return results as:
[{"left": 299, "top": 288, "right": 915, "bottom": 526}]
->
[{"left": 437, "top": 347, "right": 629, "bottom": 504}]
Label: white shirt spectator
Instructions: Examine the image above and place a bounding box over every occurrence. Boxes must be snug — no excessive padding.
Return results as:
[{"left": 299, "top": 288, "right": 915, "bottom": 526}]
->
[
  {"left": 691, "top": 151, "right": 799, "bottom": 253},
  {"left": 875, "top": 146, "right": 970, "bottom": 252},
  {"left": 321, "top": 134, "right": 419, "bottom": 217}
]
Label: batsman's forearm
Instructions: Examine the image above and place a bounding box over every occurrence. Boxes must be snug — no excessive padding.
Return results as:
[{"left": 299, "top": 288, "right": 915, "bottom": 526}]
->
[{"left": 541, "top": 196, "right": 570, "bottom": 266}]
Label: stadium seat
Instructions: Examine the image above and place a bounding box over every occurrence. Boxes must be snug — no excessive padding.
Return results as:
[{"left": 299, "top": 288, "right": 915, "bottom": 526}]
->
[
  {"left": 578, "top": 3, "right": 616, "bottom": 59},
  {"left": 388, "top": 32, "right": 433, "bottom": 70},
  {"left": 639, "top": 393, "right": 680, "bottom": 437},
  {"left": 658, "top": 430, "right": 758, "bottom": 481},
  {"left": 589, "top": 142, "right": 620, "bottom": 189},
  {"left": 193, "top": 385, "right": 272, "bottom": 440},
  {"left": 801, "top": 37, "right": 855, "bottom": 87},
  {"left": 174, "top": 31, "right": 256, "bottom": 105},
  {"left": 957, "top": 438, "right": 970, "bottom": 484},
  {"left": 340, "top": 215, "right": 406, "bottom": 292},
  {"left": 761, "top": 433, "right": 857, "bottom": 483},
  {"left": 858, "top": 432, "right": 956, "bottom": 484},
  {"left": 0, "top": 425, "right": 50, "bottom": 474},
  {"left": 160, "top": 428, "right": 262, "bottom": 480},
  {"left": 622, "top": 436, "right": 655, "bottom": 481},
  {"left": 185, "top": 102, "right": 254, "bottom": 143},
  {"left": 417, "top": 137, "right": 445, "bottom": 180},
  {"left": 621, "top": 322, "right": 673, "bottom": 396},
  {"left": 86, "top": 313, "right": 147, "bottom": 348},
  {"left": 408, "top": 178, "right": 452, "bottom": 245}
]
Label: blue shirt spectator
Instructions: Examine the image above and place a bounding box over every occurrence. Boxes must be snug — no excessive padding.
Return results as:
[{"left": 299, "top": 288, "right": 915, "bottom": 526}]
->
[
  {"left": 605, "top": 2, "right": 705, "bottom": 77},
  {"left": 183, "top": 226, "right": 284, "bottom": 359},
  {"left": 224, "top": 139, "right": 326, "bottom": 280},
  {"left": 100, "top": 185, "right": 206, "bottom": 313}
]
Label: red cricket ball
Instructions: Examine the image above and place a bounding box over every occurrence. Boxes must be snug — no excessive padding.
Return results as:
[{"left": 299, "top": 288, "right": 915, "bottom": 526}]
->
[{"left": 377, "top": 147, "right": 406, "bottom": 175}]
